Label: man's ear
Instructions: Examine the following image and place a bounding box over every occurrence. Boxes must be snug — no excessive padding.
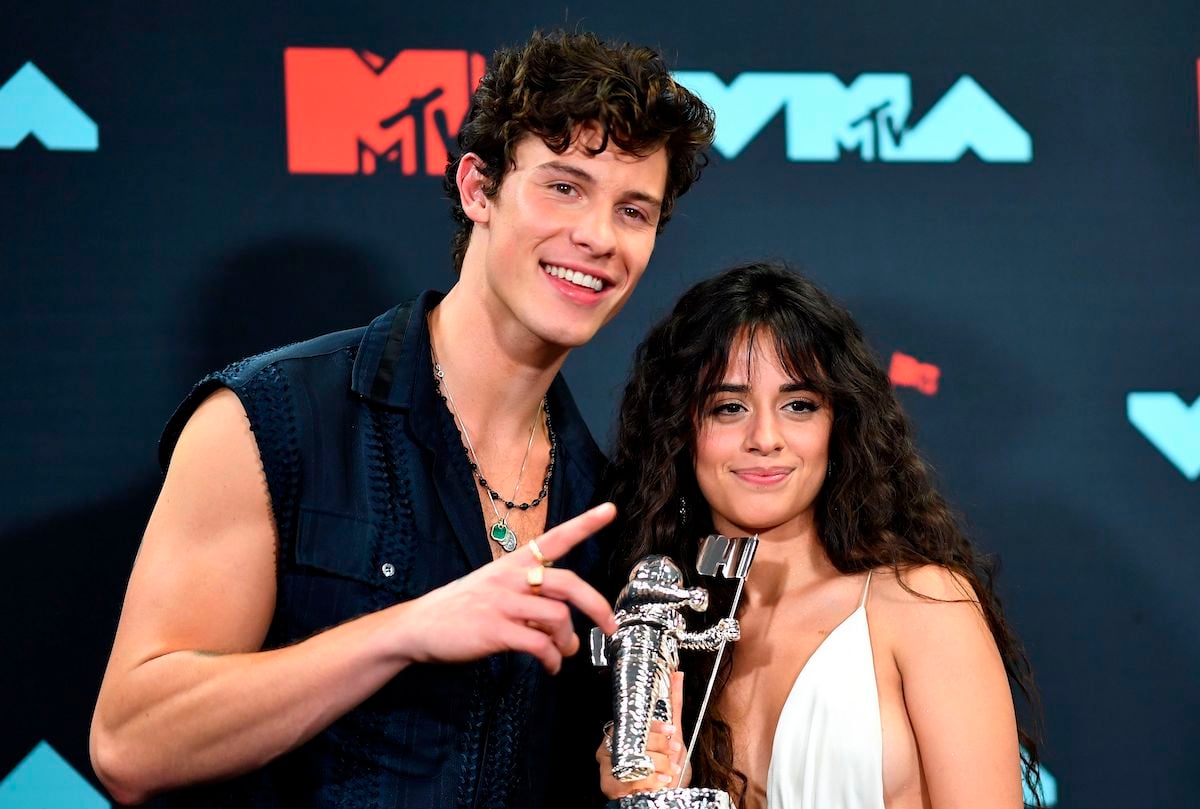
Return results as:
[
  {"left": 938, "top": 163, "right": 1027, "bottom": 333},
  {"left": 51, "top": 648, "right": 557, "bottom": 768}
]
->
[{"left": 457, "top": 154, "right": 491, "bottom": 225}]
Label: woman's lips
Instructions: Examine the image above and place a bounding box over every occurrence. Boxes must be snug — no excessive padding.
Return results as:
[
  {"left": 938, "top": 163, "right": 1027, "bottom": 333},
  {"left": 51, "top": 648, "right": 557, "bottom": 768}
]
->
[{"left": 732, "top": 467, "right": 793, "bottom": 485}]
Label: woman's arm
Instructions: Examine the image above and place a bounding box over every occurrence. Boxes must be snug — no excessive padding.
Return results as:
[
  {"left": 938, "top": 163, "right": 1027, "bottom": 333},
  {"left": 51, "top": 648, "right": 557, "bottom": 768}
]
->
[{"left": 889, "top": 565, "right": 1023, "bottom": 809}]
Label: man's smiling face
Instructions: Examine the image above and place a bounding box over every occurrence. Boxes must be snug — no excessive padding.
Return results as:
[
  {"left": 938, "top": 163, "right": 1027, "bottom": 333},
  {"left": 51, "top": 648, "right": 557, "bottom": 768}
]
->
[{"left": 466, "top": 125, "right": 669, "bottom": 350}]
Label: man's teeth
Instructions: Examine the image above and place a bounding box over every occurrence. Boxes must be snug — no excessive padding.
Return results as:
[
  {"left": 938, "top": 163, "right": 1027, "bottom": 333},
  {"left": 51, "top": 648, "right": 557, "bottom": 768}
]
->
[{"left": 543, "top": 264, "right": 603, "bottom": 292}]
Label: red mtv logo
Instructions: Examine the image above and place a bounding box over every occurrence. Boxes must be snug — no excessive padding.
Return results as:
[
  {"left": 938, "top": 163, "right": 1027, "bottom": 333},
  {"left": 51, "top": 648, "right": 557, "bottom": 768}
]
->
[
  {"left": 285, "top": 48, "right": 486, "bottom": 175},
  {"left": 889, "top": 351, "right": 940, "bottom": 396}
]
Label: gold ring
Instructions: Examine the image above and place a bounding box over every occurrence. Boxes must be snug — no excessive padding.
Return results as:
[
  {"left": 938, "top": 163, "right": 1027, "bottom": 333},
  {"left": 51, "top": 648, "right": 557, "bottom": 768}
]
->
[
  {"left": 528, "top": 538, "right": 552, "bottom": 567},
  {"left": 526, "top": 564, "right": 544, "bottom": 595}
]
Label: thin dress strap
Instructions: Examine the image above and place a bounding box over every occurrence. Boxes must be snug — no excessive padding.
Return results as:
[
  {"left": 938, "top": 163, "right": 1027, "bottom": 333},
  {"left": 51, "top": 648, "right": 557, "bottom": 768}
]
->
[{"left": 859, "top": 570, "right": 873, "bottom": 610}]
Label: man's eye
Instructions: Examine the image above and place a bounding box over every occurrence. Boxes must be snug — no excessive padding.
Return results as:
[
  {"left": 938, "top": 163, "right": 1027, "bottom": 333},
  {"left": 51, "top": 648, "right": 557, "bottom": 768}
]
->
[
  {"left": 621, "top": 206, "right": 647, "bottom": 221},
  {"left": 553, "top": 182, "right": 576, "bottom": 195}
]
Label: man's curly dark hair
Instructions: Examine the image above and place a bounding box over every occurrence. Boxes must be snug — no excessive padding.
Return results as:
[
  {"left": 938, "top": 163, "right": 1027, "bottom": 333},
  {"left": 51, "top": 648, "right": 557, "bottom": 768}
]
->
[{"left": 443, "top": 30, "right": 715, "bottom": 272}]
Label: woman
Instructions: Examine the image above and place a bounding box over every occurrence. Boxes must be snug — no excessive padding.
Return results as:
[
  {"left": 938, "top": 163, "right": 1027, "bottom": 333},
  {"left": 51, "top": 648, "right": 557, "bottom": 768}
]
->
[{"left": 597, "top": 262, "right": 1040, "bottom": 808}]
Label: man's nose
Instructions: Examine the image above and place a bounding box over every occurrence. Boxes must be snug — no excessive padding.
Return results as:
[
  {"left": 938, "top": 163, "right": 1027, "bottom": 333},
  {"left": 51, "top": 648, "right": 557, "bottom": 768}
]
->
[{"left": 571, "top": 204, "right": 616, "bottom": 257}]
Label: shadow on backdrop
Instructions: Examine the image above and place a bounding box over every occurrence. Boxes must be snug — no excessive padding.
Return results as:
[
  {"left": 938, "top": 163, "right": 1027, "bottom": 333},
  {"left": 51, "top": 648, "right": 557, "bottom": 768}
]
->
[{"left": 0, "top": 239, "right": 408, "bottom": 794}]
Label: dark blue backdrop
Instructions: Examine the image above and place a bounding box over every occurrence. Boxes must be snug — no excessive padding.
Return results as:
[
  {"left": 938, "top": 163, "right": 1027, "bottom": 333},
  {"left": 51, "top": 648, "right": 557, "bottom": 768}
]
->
[{"left": 2, "top": 2, "right": 1198, "bottom": 806}]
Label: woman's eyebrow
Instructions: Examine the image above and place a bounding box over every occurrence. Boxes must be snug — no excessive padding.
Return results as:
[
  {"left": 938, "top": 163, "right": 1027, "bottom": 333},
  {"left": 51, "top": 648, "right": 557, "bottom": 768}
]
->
[{"left": 709, "top": 382, "right": 816, "bottom": 394}]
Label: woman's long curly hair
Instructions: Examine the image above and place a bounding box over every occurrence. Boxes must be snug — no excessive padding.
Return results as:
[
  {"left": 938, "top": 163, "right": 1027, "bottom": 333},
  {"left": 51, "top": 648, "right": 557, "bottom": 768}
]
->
[{"left": 603, "top": 261, "right": 1041, "bottom": 803}]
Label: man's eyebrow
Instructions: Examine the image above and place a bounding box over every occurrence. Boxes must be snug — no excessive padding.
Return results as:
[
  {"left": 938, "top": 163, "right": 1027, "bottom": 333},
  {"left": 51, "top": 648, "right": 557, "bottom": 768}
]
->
[
  {"left": 536, "top": 161, "right": 595, "bottom": 184},
  {"left": 625, "top": 189, "right": 663, "bottom": 210},
  {"left": 536, "top": 161, "right": 663, "bottom": 210}
]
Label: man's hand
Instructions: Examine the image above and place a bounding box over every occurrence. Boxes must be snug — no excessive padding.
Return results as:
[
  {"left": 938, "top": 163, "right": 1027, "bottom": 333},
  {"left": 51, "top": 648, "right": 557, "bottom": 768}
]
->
[{"left": 394, "top": 503, "right": 619, "bottom": 674}]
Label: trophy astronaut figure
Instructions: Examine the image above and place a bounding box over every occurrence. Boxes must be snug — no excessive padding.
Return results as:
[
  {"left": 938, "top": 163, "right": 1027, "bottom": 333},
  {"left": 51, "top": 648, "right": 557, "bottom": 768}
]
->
[{"left": 596, "top": 555, "right": 741, "bottom": 782}]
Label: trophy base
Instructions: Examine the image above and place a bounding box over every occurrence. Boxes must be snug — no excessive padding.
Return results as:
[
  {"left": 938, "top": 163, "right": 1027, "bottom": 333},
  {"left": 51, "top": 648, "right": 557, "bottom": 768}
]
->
[{"left": 618, "top": 787, "right": 734, "bottom": 809}]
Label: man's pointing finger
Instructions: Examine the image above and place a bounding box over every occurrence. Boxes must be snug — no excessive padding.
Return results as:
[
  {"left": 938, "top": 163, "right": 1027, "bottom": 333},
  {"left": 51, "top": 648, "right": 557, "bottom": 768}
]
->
[{"left": 530, "top": 502, "right": 617, "bottom": 562}]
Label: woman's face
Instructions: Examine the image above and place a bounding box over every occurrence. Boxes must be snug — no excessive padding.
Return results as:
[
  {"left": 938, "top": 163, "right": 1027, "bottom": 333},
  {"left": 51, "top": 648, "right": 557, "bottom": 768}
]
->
[{"left": 693, "top": 331, "right": 833, "bottom": 539}]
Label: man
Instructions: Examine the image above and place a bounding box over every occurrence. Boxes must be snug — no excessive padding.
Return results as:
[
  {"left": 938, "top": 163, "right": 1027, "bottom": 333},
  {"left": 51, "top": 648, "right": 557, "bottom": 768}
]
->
[{"left": 90, "top": 30, "right": 713, "bottom": 807}]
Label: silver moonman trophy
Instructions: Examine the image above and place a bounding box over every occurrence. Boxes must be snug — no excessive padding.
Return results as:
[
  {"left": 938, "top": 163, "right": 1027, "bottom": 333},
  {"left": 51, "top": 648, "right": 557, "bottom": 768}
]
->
[{"left": 591, "top": 534, "right": 759, "bottom": 809}]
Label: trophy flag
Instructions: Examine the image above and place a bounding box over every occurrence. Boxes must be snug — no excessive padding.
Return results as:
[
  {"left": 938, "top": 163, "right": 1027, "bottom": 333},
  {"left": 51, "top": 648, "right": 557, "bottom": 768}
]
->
[
  {"left": 679, "top": 534, "right": 758, "bottom": 793},
  {"left": 696, "top": 534, "right": 758, "bottom": 580}
]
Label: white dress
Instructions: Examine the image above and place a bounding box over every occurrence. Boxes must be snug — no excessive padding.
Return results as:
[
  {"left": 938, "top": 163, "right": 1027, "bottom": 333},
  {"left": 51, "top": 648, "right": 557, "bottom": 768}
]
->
[{"left": 765, "top": 572, "right": 885, "bottom": 809}]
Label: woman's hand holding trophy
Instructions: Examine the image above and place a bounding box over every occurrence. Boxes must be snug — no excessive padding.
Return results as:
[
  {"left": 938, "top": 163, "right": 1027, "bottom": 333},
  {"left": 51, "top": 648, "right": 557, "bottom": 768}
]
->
[{"left": 591, "top": 536, "right": 758, "bottom": 809}]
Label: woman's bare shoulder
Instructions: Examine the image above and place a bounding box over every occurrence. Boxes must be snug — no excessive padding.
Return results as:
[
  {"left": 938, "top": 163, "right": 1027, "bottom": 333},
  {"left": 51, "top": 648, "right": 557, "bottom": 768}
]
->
[
  {"left": 865, "top": 564, "right": 992, "bottom": 657},
  {"left": 868, "top": 564, "right": 979, "bottom": 606}
]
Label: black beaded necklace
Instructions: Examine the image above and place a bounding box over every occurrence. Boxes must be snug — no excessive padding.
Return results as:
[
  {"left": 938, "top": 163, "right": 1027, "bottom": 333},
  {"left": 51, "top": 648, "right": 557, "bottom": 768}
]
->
[{"left": 431, "top": 352, "right": 557, "bottom": 552}]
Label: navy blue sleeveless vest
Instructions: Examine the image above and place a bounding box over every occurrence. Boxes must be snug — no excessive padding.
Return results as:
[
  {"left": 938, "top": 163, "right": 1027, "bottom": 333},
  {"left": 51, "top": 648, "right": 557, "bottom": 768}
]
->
[{"left": 152, "top": 292, "right": 608, "bottom": 808}]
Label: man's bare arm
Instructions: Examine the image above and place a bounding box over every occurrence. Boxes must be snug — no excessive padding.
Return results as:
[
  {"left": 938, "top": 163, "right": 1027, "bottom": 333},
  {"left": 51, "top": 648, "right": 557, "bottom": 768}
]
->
[{"left": 90, "top": 389, "right": 617, "bottom": 804}]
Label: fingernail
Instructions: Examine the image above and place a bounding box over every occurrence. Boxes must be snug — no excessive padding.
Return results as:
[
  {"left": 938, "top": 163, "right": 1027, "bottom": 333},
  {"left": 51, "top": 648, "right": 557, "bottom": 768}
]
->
[
  {"left": 661, "top": 724, "right": 676, "bottom": 734},
  {"left": 670, "top": 741, "right": 682, "bottom": 753},
  {"left": 671, "top": 763, "right": 682, "bottom": 775},
  {"left": 658, "top": 775, "right": 672, "bottom": 784}
]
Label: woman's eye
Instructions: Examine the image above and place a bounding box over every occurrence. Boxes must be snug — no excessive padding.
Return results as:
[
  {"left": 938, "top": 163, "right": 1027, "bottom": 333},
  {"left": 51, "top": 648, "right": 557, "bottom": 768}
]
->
[
  {"left": 711, "top": 401, "right": 745, "bottom": 416},
  {"left": 786, "top": 399, "right": 819, "bottom": 413}
]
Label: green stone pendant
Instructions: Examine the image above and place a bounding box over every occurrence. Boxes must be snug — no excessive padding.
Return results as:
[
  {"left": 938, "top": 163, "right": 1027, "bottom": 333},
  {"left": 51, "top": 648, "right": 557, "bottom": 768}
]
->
[{"left": 490, "top": 521, "right": 518, "bottom": 552}]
